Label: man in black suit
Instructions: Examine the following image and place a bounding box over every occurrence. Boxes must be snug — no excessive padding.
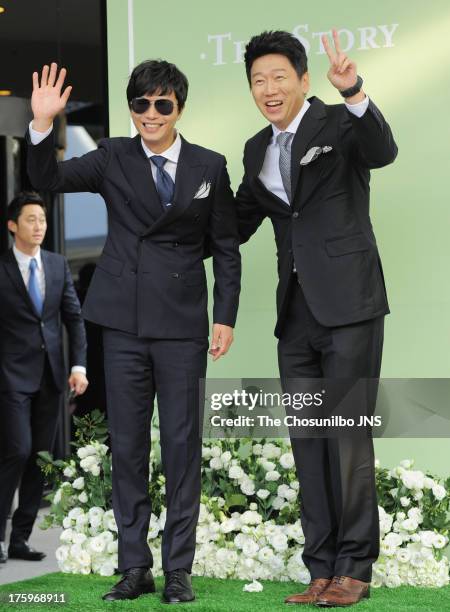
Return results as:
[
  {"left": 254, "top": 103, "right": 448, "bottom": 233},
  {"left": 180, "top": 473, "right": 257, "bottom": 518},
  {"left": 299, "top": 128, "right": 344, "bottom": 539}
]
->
[
  {"left": 236, "top": 31, "right": 397, "bottom": 607},
  {"left": 26, "top": 61, "right": 240, "bottom": 603},
  {"left": 0, "top": 192, "right": 88, "bottom": 564}
]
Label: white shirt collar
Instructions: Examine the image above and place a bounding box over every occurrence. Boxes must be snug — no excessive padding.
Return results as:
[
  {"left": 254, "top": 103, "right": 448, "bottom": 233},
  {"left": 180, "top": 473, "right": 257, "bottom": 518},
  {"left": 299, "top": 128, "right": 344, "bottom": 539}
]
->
[
  {"left": 141, "top": 131, "right": 182, "bottom": 163},
  {"left": 271, "top": 99, "right": 311, "bottom": 141},
  {"left": 13, "top": 244, "right": 42, "bottom": 269}
]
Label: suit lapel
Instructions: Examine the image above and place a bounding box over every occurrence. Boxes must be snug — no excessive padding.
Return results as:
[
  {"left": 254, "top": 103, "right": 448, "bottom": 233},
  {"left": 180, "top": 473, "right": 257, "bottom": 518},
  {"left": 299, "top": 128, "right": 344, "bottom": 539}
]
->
[
  {"left": 144, "top": 137, "right": 206, "bottom": 236},
  {"left": 117, "top": 136, "right": 164, "bottom": 226},
  {"left": 3, "top": 249, "right": 41, "bottom": 317},
  {"left": 290, "top": 97, "right": 327, "bottom": 208}
]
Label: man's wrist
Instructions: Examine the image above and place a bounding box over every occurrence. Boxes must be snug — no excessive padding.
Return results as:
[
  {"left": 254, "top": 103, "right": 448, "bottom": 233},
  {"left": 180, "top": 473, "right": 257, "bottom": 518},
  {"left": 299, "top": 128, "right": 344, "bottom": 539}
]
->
[
  {"left": 344, "top": 90, "right": 366, "bottom": 105},
  {"left": 32, "top": 118, "right": 53, "bottom": 133}
]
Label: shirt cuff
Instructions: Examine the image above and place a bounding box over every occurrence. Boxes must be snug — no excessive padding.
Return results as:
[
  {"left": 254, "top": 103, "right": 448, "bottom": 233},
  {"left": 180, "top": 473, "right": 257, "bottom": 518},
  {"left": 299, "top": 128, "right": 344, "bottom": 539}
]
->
[
  {"left": 71, "top": 366, "right": 86, "bottom": 375},
  {"left": 29, "top": 120, "right": 53, "bottom": 145},
  {"left": 344, "top": 95, "right": 369, "bottom": 118}
]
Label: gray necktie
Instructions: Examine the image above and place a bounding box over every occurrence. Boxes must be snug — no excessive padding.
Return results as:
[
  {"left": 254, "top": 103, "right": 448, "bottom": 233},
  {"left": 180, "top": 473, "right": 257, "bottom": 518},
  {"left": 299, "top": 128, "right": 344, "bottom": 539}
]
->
[{"left": 277, "top": 132, "right": 293, "bottom": 204}]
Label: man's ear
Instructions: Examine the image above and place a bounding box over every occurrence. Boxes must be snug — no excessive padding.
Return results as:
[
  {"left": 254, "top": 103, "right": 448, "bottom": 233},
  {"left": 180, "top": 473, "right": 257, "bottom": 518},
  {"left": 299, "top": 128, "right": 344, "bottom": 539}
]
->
[
  {"left": 302, "top": 72, "right": 310, "bottom": 96},
  {"left": 7, "top": 220, "right": 17, "bottom": 235}
]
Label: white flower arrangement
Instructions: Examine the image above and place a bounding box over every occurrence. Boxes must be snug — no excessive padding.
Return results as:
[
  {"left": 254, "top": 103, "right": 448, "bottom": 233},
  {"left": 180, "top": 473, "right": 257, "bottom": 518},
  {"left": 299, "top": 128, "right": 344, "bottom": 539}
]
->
[{"left": 37, "top": 413, "right": 450, "bottom": 588}]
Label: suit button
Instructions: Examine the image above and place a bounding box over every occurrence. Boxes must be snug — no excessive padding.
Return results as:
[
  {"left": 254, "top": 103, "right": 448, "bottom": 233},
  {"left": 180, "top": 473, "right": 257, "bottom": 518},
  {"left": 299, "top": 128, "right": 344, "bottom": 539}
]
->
[
  {"left": 140, "top": 237, "right": 145, "bottom": 242},
  {"left": 173, "top": 242, "right": 179, "bottom": 247},
  {"left": 292, "top": 212, "right": 299, "bottom": 219},
  {"left": 41, "top": 321, "right": 45, "bottom": 328},
  {"left": 130, "top": 269, "right": 137, "bottom": 275},
  {"left": 41, "top": 344, "right": 45, "bottom": 350},
  {"left": 288, "top": 249, "right": 292, "bottom": 254},
  {"left": 171, "top": 273, "right": 180, "bottom": 278}
]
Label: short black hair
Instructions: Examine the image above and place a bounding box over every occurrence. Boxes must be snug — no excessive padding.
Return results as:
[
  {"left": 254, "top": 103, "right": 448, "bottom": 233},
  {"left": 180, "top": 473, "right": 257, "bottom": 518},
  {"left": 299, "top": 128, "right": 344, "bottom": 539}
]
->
[
  {"left": 7, "top": 191, "right": 47, "bottom": 237},
  {"left": 244, "top": 31, "right": 308, "bottom": 85},
  {"left": 126, "top": 60, "right": 189, "bottom": 110},
  {"left": 7, "top": 191, "right": 47, "bottom": 224}
]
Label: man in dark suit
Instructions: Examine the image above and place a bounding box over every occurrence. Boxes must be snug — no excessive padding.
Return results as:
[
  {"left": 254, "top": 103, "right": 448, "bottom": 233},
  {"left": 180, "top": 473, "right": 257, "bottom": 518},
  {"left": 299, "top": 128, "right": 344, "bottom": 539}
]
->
[
  {"left": 26, "top": 60, "right": 240, "bottom": 603},
  {"left": 236, "top": 31, "right": 397, "bottom": 607},
  {"left": 0, "top": 192, "right": 88, "bottom": 564}
]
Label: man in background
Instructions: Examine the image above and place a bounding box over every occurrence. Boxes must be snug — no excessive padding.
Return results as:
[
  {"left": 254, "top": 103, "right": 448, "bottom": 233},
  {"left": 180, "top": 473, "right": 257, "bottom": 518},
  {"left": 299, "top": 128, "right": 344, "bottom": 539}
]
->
[
  {"left": 236, "top": 30, "right": 397, "bottom": 607},
  {"left": 0, "top": 191, "right": 88, "bottom": 564}
]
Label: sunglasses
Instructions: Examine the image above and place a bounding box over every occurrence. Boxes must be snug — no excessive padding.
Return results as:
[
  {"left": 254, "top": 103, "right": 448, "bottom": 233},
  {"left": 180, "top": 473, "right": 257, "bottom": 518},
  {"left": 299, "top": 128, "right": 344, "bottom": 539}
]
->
[{"left": 129, "top": 97, "right": 176, "bottom": 116}]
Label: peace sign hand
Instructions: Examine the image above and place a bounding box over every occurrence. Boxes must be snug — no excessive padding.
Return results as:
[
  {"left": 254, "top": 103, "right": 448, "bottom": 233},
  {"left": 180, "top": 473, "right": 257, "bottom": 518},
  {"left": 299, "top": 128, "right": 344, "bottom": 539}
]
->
[
  {"left": 322, "top": 29, "right": 358, "bottom": 92},
  {"left": 31, "top": 63, "right": 72, "bottom": 132}
]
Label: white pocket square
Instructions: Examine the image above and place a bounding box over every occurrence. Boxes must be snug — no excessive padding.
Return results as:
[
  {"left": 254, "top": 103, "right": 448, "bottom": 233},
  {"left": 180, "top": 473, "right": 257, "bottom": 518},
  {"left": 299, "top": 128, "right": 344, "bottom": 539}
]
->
[
  {"left": 300, "top": 145, "right": 333, "bottom": 166},
  {"left": 194, "top": 181, "right": 211, "bottom": 199}
]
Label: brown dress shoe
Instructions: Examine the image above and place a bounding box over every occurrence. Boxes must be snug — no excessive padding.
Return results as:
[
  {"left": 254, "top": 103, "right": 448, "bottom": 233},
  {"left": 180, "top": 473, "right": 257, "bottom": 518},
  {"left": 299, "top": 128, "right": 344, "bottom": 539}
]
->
[
  {"left": 285, "top": 578, "right": 332, "bottom": 604},
  {"left": 316, "top": 576, "right": 370, "bottom": 607}
]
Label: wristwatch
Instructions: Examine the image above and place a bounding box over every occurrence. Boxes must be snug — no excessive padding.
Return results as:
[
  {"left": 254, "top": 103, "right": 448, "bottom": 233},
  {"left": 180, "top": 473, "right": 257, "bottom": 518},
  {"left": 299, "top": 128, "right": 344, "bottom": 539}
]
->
[{"left": 339, "top": 75, "right": 363, "bottom": 98}]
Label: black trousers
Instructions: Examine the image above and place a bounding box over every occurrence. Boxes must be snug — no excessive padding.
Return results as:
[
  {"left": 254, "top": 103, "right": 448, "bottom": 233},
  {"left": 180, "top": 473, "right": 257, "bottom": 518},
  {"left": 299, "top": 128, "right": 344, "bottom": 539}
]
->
[
  {"left": 277, "top": 279, "right": 384, "bottom": 583},
  {"left": 102, "top": 328, "right": 208, "bottom": 573},
  {"left": 0, "top": 362, "right": 61, "bottom": 543}
]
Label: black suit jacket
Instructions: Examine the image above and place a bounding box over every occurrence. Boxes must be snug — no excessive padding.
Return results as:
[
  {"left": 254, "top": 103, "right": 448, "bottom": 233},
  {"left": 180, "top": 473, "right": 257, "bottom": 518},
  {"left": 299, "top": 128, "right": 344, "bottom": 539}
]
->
[
  {"left": 0, "top": 249, "right": 87, "bottom": 392},
  {"left": 236, "top": 96, "right": 398, "bottom": 336},
  {"left": 26, "top": 133, "right": 241, "bottom": 338}
]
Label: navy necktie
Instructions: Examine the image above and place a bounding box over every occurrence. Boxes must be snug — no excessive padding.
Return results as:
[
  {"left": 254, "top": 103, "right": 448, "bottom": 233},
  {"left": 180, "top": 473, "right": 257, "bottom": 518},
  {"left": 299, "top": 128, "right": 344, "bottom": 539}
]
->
[
  {"left": 150, "top": 156, "right": 175, "bottom": 208},
  {"left": 28, "top": 258, "right": 43, "bottom": 315}
]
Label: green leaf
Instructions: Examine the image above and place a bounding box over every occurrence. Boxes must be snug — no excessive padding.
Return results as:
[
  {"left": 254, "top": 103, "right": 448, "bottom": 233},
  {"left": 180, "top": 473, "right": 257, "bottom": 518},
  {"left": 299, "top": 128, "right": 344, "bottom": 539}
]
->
[{"left": 225, "top": 494, "right": 247, "bottom": 508}]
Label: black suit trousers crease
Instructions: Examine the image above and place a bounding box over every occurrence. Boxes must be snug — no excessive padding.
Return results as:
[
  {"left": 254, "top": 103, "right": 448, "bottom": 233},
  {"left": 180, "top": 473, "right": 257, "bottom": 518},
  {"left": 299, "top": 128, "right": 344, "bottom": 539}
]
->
[
  {"left": 102, "top": 328, "right": 208, "bottom": 573},
  {"left": 277, "top": 278, "right": 384, "bottom": 583},
  {"left": 0, "top": 361, "right": 61, "bottom": 542}
]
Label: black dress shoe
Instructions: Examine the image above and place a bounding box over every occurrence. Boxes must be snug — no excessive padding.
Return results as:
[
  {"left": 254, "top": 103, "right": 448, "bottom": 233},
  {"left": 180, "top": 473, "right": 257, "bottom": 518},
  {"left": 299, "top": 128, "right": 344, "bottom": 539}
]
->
[
  {"left": 0, "top": 542, "right": 7, "bottom": 563},
  {"left": 162, "top": 569, "right": 195, "bottom": 604},
  {"left": 8, "top": 541, "right": 46, "bottom": 561},
  {"left": 102, "top": 567, "right": 155, "bottom": 601}
]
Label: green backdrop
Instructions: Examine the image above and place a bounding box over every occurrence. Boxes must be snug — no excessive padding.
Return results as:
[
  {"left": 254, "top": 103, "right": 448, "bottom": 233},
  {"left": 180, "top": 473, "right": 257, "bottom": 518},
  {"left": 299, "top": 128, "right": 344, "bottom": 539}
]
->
[{"left": 106, "top": 0, "right": 450, "bottom": 475}]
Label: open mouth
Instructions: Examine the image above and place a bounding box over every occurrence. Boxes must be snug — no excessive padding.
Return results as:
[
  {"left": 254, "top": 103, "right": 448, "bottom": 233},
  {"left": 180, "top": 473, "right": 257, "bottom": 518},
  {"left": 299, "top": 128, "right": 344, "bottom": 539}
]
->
[
  {"left": 142, "top": 122, "right": 164, "bottom": 132},
  {"left": 265, "top": 100, "right": 283, "bottom": 109}
]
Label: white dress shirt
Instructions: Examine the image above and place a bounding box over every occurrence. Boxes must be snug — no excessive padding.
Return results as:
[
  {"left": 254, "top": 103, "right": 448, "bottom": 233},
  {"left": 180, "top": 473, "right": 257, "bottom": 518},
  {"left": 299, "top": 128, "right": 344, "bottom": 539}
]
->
[
  {"left": 13, "top": 243, "right": 85, "bottom": 375},
  {"left": 258, "top": 96, "right": 370, "bottom": 204}
]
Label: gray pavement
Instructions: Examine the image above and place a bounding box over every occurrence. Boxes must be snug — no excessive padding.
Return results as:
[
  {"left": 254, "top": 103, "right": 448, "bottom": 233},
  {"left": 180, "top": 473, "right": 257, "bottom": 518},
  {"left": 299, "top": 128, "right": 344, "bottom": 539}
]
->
[{"left": 0, "top": 510, "right": 61, "bottom": 585}]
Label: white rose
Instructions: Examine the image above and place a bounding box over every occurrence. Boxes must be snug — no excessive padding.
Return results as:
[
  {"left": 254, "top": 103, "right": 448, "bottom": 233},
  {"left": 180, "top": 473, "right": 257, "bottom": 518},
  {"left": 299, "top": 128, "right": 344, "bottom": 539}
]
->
[
  {"left": 209, "top": 457, "right": 223, "bottom": 470},
  {"left": 399, "top": 459, "right": 413, "bottom": 469},
  {"left": 241, "top": 511, "right": 262, "bottom": 525},
  {"left": 90, "top": 464, "right": 101, "bottom": 477},
  {"left": 55, "top": 545, "right": 69, "bottom": 563},
  {"left": 413, "top": 490, "right": 423, "bottom": 501},
  {"left": 401, "top": 518, "right": 419, "bottom": 532},
  {"left": 256, "top": 489, "right": 270, "bottom": 500},
  {"left": 72, "top": 477, "right": 85, "bottom": 490},
  {"left": 78, "top": 491, "right": 88, "bottom": 504},
  {"left": 269, "top": 532, "right": 288, "bottom": 552},
  {"left": 221, "top": 451, "right": 232, "bottom": 465},
  {"left": 202, "top": 446, "right": 212, "bottom": 459},
  {"left": 385, "top": 574, "right": 402, "bottom": 588},
  {"left": 258, "top": 546, "right": 274, "bottom": 563},
  {"left": 240, "top": 478, "right": 255, "bottom": 496},
  {"left": 72, "top": 532, "right": 87, "bottom": 546},
  {"left": 271, "top": 496, "right": 284, "bottom": 510},
  {"left": 384, "top": 533, "right": 403, "bottom": 548},
  {"left": 290, "top": 480, "right": 300, "bottom": 491},
  {"left": 265, "top": 470, "right": 281, "bottom": 482},
  {"left": 62, "top": 516, "right": 72, "bottom": 529},
  {"left": 283, "top": 489, "right": 297, "bottom": 502},
  {"left": 252, "top": 444, "right": 263, "bottom": 455},
  {"left": 53, "top": 488, "right": 63, "bottom": 505},
  {"left": 243, "top": 580, "right": 263, "bottom": 592},
  {"left": 80, "top": 456, "right": 97, "bottom": 472},
  {"left": 433, "top": 534, "right": 448, "bottom": 549},
  {"left": 229, "top": 465, "right": 244, "bottom": 480},
  {"left": 262, "top": 443, "right": 281, "bottom": 459},
  {"left": 63, "top": 466, "right": 76, "bottom": 478},
  {"left": 400, "top": 496, "right": 410, "bottom": 507},
  {"left": 68, "top": 507, "right": 84, "bottom": 519},
  {"left": 89, "top": 536, "right": 106, "bottom": 554},
  {"left": 210, "top": 446, "right": 221, "bottom": 458},
  {"left": 75, "top": 513, "right": 89, "bottom": 530},
  {"left": 242, "top": 539, "right": 259, "bottom": 557},
  {"left": 423, "top": 477, "right": 435, "bottom": 490},
  {"left": 99, "top": 562, "right": 115, "bottom": 576},
  {"left": 60, "top": 529, "right": 74, "bottom": 543},
  {"left": 260, "top": 460, "right": 276, "bottom": 472},
  {"left": 432, "top": 484, "right": 446, "bottom": 501},
  {"left": 401, "top": 470, "right": 425, "bottom": 490},
  {"left": 279, "top": 453, "right": 295, "bottom": 469},
  {"left": 396, "top": 548, "right": 411, "bottom": 563},
  {"left": 77, "top": 444, "right": 97, "bottom": 459}
]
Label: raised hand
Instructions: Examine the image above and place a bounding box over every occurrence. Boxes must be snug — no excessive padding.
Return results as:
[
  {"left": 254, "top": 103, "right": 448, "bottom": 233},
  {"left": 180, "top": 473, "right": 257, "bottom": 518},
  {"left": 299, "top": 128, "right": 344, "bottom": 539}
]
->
[
  {"left": 31, "top": 63, "right": 72, "bottom": 131},
  {"left": 322, "top": 29, "right": 358, "bottom": 93}
]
